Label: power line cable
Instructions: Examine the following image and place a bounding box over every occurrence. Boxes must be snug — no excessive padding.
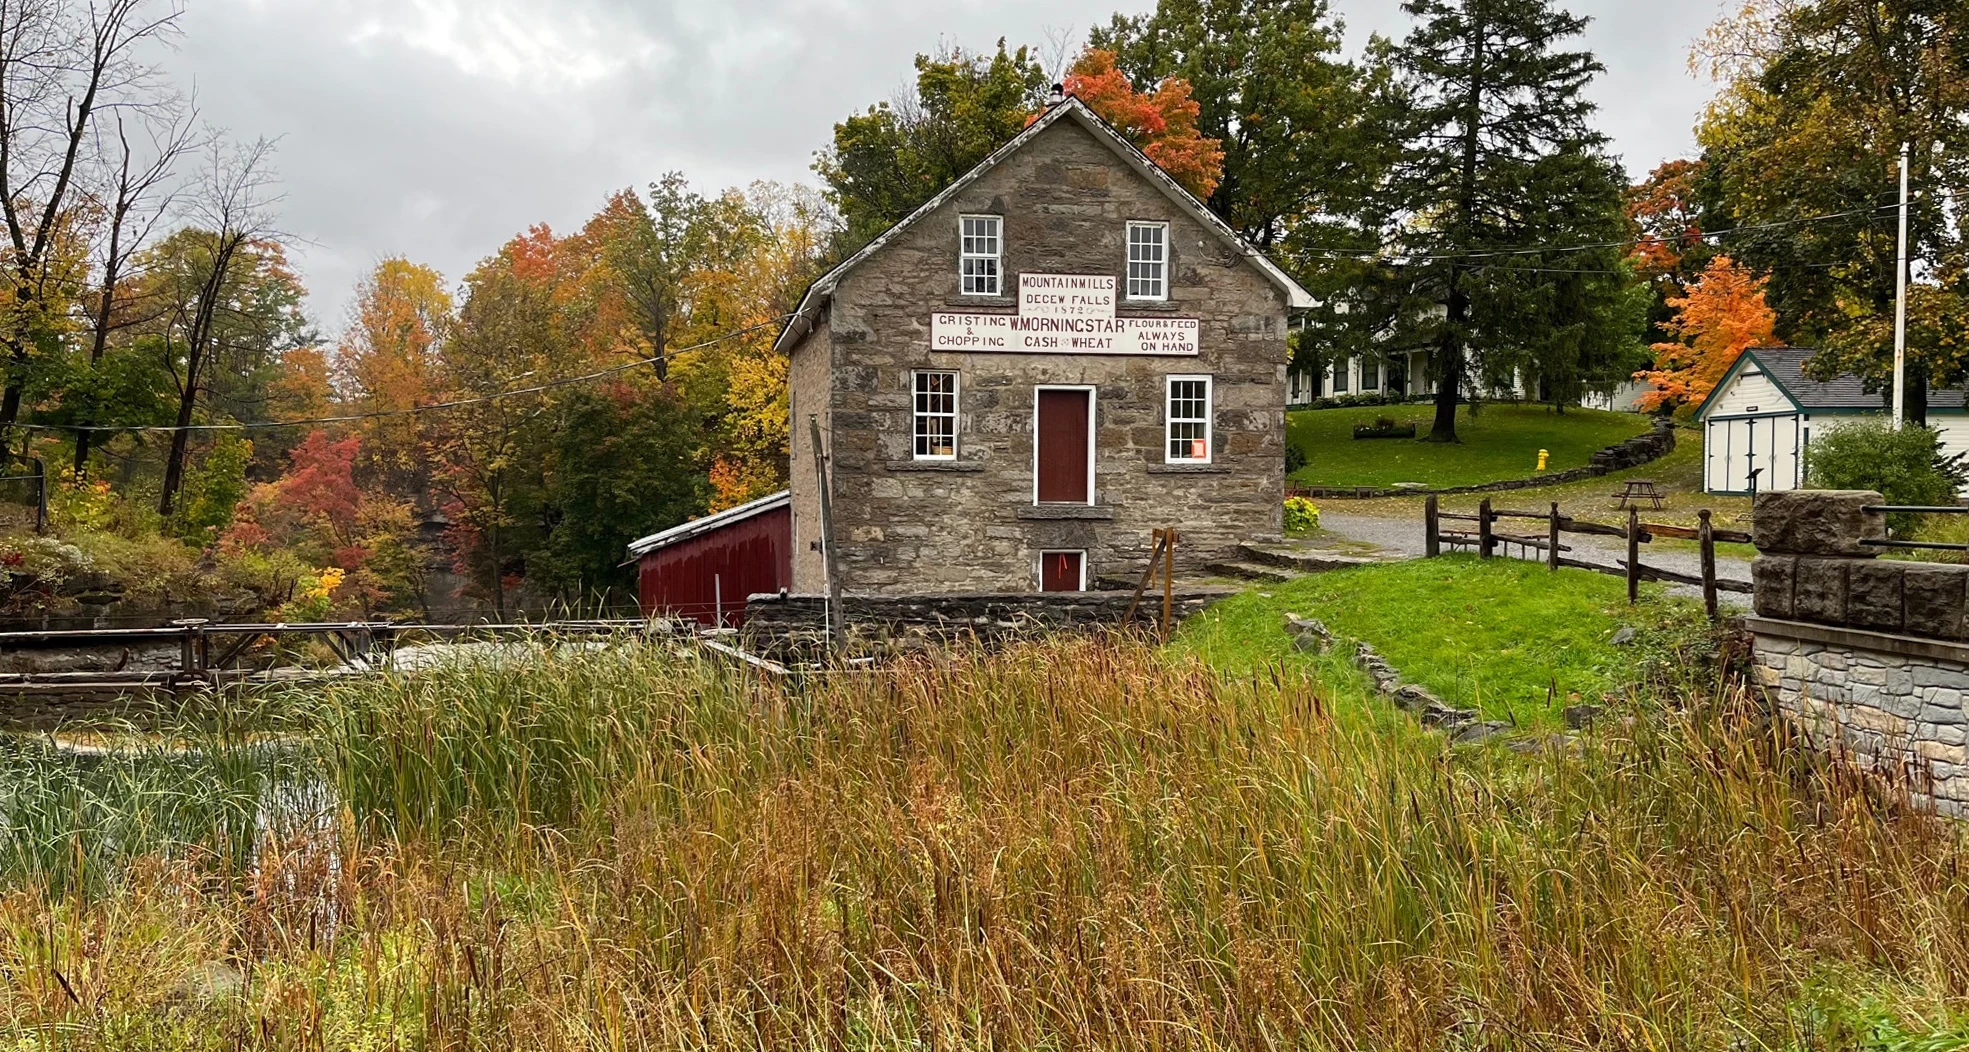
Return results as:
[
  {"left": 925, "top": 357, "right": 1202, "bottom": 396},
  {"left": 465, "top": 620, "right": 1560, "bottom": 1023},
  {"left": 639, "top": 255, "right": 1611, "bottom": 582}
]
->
[
  {"left": 1294, "top": 201, "right": 1904, "bottom": 263},
  {"left": 18, "top": 315, "right": 794, "bottom": 436}
]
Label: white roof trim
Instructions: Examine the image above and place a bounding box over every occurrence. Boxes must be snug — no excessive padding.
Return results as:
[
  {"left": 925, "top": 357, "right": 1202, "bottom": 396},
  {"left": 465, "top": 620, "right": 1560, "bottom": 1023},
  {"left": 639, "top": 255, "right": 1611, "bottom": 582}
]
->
[
  {"left": 625, "top": 489, "right": 791, "bottom": 561},
  {"left": 774, "top": 96, "right": 1316, "bottom": 356}
]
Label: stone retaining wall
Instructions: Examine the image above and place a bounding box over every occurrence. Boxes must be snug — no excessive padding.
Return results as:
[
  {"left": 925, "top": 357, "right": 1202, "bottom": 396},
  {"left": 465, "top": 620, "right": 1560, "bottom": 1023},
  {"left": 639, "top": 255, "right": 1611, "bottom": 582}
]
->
[
  {"left": 1748, "top": 490, "right": 1969, "bottom": 815},
  {"left": 745, "top": 588, "right": 1237, "bottom": 651},
  {"left": 1748, "top": 623, "right": 1968, "bottom": 815},
  {"left": 1293, "top": 419, "right": 1676, "bottom": 500}
]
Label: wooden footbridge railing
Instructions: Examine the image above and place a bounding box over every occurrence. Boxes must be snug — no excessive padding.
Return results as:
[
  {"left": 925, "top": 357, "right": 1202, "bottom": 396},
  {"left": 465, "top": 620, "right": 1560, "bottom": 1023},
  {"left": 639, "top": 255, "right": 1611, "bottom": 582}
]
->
[{"left": 0, "top": 618, "right": 668, "bottom": 695}]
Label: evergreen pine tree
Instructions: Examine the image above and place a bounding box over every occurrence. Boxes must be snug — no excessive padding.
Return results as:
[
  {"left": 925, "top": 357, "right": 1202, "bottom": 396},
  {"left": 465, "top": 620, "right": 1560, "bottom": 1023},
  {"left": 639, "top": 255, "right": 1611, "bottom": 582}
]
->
[{"left": 1360, "top": 0, "right": 1642, "bottom": 440}]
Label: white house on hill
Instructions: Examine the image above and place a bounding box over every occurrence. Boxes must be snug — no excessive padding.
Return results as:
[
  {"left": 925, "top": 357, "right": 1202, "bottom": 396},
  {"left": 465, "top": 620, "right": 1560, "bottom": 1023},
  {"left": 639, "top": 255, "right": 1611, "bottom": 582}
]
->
[
  {"left": 1693, "top": 346, "right": 1969, "bottom": 495},
  {"left": 1286, "top": 351, "right": 1647, "bottom": 412}
]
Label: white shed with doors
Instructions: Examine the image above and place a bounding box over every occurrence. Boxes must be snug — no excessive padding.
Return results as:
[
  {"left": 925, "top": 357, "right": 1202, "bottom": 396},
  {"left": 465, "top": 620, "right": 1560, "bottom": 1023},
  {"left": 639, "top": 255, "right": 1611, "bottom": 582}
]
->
[{"left": 1694, "top": 346, "right": 1968, "bottom": 495}]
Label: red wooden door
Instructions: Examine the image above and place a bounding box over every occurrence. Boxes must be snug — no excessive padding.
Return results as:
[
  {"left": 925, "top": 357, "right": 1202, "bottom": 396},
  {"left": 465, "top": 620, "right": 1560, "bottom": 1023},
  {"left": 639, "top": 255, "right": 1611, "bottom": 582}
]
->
[
  {"left": 1041, "top": 551, "right": 1084, "bottom": 592},
  {"left": 1035, "top": 389, "right": 1091, "bottom": 503}
]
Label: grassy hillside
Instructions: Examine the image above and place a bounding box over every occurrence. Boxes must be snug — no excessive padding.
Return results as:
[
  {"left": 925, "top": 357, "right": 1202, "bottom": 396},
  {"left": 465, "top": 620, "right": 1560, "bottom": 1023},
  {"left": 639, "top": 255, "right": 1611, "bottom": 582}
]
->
[
  {"left": 1290, "top": 403, "right": 1653, "bottom": 489},
  {"left": 3, "top": 636, "right": 1967, "bottom": 1048},
  {"left": 1178, "top": 556, "right": 1708, "bottom": 724}
]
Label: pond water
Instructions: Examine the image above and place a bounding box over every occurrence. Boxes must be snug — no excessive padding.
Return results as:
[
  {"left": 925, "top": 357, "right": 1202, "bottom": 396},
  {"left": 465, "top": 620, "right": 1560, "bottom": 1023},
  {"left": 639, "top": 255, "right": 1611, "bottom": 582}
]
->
[{"left": 0, "top": 730, "right": 336, "bottom": 891}]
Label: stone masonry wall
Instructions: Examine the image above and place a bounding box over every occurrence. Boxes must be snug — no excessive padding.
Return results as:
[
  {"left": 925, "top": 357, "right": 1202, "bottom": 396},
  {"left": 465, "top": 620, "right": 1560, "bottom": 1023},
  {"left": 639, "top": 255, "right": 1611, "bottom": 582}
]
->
[
  {"left": 1749, "top": 633, "right": 1968, "bottom": 816},
  {"left": 745, "top": 587, "right": 1237, "bottom": 653},
  {"left": 788, "top": 315, "right": 832, "bottom": 592},
  {"left": 1748, "top": 490, "right": 1969, "bottom": 816},
  {"left": 788, "top": 117, "right": 1288, "bottom": 595}
]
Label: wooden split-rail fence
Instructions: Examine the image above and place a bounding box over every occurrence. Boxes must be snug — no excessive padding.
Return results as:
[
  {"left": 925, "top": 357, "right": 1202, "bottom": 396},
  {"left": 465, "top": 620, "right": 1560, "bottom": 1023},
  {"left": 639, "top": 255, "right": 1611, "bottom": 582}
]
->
[{"left": 1424, "top": 496, "right": 1752, "bottom": 619}]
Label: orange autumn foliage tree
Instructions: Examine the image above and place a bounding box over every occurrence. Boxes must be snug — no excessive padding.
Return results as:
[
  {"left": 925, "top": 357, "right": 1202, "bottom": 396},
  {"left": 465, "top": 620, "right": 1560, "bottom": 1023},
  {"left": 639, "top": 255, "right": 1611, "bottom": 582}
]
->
[
  {"left": 335, "top": 259, "right": 455, "bottom": 500},
  {"left": 1061, "top": 49, "right": 1224, "bottom": 200},
  {"left": 1635, "top": 255, "right": 1779, "bottom": 415}
]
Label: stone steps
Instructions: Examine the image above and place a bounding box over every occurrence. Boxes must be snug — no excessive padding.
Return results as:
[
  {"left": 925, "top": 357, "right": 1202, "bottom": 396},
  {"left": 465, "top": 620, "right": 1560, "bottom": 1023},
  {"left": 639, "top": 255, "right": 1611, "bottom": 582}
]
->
[
  {"left": 1237, "top": 543, "right": 1385, "bottom": 573},
  {"left": 1206, "top": 561, "right": 1298, "bottom": 584}
]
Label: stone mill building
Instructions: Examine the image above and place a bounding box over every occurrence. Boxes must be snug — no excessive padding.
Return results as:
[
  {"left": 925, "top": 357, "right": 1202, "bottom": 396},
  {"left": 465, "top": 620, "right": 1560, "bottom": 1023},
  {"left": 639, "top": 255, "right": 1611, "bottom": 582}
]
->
[{"left": 774, "top": 95, "right": 1314, "bottom": 597}]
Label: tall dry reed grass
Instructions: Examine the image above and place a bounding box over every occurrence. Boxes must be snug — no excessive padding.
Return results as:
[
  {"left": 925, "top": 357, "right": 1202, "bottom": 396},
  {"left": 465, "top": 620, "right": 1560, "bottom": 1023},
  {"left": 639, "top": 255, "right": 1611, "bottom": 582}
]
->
[{"left": 2, "top": 635, "right": 1966, "bottom": 1049}]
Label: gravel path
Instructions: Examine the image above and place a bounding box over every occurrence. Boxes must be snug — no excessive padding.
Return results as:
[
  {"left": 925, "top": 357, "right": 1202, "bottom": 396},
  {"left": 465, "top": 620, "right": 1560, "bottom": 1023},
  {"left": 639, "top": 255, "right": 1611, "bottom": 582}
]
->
[{"left": 1320, "top": 511, "right": 1753, "bottom": 597}]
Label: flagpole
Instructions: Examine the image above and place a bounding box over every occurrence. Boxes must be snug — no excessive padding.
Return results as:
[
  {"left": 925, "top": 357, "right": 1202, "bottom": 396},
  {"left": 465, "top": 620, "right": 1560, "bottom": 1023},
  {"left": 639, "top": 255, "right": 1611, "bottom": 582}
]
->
[{"left": 1892, "top": 141, "right": 1909, "bottom": 429}]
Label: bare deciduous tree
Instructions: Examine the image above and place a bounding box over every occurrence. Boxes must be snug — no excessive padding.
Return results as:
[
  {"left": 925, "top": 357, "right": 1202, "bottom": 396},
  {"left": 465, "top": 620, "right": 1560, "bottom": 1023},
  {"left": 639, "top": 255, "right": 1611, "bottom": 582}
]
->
[
  {"left": 0, "top": 0, "right": 186, "bottom": 449},
  {"left": 71, "top": 105, "right": 200, "bottom": 476},
  {"left": 155, "top": 136, "right": 283, "bottom": 517}
]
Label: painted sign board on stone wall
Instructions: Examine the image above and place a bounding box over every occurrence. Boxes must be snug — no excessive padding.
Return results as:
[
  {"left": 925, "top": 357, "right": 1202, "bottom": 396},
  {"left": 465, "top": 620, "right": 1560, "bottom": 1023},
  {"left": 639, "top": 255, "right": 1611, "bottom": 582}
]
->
[
  {"left": 1019, "top": 274, "right": 1116, "bottom": 318},
  {"left": 931, "top": 273, "right": 1199, "bottom": 356}
]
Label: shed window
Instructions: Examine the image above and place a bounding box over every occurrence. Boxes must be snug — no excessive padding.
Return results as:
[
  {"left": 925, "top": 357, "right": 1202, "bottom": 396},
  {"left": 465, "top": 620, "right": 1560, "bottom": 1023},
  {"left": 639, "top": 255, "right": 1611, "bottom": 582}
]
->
[
  {"left": 1166, "top": 375, "right": 1212, "bottom": 463},
  {"left": 1127, "top": 222, "right": 1167, "bottom": 300},
  {"left": 913, "top": 371, "right": 959, "bottom": 459},
  {"left": 960, "top": 215, "right": 1001, "bottom": 296}
]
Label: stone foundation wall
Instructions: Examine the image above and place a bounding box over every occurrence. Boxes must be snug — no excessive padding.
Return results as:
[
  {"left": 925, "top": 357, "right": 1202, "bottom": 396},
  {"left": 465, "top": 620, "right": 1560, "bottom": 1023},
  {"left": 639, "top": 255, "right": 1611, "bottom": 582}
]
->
[
  {"left": 745, "top": 587, "right": 1236, "bottom": 651},
  {"left": 1749, "top": 489, "right": 1969, "bottom": 815},
  {"left": 1750, "top": 623, "right": 1969, "bottom": 816}
]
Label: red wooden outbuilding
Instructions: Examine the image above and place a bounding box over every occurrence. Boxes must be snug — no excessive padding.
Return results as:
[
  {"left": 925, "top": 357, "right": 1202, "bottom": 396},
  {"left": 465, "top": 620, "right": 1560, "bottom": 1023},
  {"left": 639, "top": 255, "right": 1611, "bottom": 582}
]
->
[{"left": 625, "top": 490, "right": 792, "bottom": 627}]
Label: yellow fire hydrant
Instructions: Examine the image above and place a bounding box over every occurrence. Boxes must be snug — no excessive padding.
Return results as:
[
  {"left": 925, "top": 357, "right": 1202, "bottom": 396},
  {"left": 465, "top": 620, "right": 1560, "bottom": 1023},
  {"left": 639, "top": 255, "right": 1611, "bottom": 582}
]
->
[{"left": 1537, "top": 448, "right": 1550, "bottom": 472}]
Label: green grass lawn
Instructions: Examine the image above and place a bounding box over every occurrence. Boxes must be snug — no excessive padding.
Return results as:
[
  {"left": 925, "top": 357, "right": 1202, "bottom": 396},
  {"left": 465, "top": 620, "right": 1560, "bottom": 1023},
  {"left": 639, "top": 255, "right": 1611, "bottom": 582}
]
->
[
  {"left": 1289, "top": 403, "right": 1653, "bottom": 489},
  {"left": 1331, "top": 424, "right": 1758, "bottom": 540},
  {"left": 1177, "top": 556, "right": 1711, "bottom": 725}
]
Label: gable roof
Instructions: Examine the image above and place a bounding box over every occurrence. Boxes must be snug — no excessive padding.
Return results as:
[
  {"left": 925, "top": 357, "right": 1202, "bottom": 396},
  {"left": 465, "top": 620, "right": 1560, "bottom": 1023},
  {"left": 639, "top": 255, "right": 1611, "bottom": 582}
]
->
[
  {"left": 774, "top": 95, "right": 1317, "bottom": 356},
  {"left": 624, "top": 489, "right": 790, "bottom": 562},
  {"left": 1695, "top": 346, "right": 1969, "bottom": 419}
]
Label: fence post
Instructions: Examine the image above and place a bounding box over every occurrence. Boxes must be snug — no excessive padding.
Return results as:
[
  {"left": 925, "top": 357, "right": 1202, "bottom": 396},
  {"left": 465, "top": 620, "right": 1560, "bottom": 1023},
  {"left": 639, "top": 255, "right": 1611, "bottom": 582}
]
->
[
  {"left": 1161, "top": 529, "right": 1178, "bottom": 644},
  {"left": 1626, "top": 506, "right": 1641, "bottom": 604},
  {"left": 1548, "top": 502, "right": 1561, "bottom": 572},
  {"left": 1478, "top": 498, "right": 1494, "bottom": 559},
  {"left": 172, "top": 618, "right": 210, "bottom": 684},
  {"left": 1699, "top": 509, "right": 1719, "bottom": 621},
  {"left": 1424, "top": 495, "right": 1440, "bottom": 558},
  {"left": 28, "top": 456, "right": 46, "bottom": 534}
]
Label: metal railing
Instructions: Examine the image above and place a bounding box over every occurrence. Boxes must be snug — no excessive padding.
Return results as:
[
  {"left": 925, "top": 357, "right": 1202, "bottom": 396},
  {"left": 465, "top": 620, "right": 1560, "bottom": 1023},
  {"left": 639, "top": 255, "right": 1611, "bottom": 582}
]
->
[
  {"left": 0, "top": 455, "right": 46, "bottom": 532},
  {"left": 1861, "top": 504, "right": 1969, "bottom": 552}
]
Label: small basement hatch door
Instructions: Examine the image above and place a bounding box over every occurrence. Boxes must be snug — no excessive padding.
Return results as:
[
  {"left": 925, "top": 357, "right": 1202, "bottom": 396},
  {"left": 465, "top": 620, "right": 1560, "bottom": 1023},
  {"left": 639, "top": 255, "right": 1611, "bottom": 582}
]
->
[{"left": 1041, "top": 551, "right": 1086, "bottom": 592}]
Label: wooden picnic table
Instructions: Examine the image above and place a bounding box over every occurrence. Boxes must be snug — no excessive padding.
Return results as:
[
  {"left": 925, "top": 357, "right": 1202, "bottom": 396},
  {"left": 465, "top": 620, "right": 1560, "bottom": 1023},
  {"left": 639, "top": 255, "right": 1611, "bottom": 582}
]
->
[{"left": 1614, "top": 478, "right": 1665, "bottom": 510}]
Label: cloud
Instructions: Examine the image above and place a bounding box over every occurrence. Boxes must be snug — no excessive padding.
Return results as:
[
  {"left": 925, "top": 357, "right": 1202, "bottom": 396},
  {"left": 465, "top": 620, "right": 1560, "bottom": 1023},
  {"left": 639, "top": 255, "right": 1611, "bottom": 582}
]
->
[
  {"left": 168, "top": 0, "right": 1718, "bottom": 333},
  {"left": 342, "top": 0, "right": 670, "bottom": 89}
]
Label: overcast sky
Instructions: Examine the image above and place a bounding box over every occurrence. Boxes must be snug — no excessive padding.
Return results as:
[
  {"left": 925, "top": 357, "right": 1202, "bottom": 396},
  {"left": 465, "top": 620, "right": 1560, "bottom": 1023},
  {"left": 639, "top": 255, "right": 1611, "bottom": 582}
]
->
[{"left": 174, "top": 0, "right": 1728, "bottom": 333}]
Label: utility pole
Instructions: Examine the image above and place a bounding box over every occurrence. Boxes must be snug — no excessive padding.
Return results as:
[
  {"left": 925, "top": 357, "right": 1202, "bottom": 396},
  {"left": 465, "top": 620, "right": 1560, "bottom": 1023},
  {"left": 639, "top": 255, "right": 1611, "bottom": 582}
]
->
[{"left": 1892, "top": 140, "right": 1910, "bottom": 429}]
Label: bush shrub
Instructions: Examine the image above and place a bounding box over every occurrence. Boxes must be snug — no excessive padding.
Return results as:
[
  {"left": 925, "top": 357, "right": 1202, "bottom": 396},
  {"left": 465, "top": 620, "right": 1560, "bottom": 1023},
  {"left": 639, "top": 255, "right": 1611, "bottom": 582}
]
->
[
  {"left": 1807, "top": 420, "right": 1966, "bottom": 531},
  {"left": 1284, "top": 443, "right": 1307, "bottom": 475},
  {"left": 1283, "top": 496, "right": 1320, "bottom": 533}
]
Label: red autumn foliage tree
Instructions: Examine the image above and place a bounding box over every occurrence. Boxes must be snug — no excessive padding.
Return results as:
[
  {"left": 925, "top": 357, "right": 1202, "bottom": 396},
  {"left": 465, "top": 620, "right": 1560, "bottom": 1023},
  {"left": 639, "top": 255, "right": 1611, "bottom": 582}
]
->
[
  {"left": 1625, "top": 159, "right": 1707, "bottom": 281},
  {"left": 277, "top": 430, "right": 363, "bottom": 533},
  {"left": 1062, "top": 49, "right": 1224, "bottom": 200},
  {"left": 225, "top": 430, "right": 423, "bottom": 616},
  {"left": 1635, "top": 255, "right": 1780, "bottom": 415}
]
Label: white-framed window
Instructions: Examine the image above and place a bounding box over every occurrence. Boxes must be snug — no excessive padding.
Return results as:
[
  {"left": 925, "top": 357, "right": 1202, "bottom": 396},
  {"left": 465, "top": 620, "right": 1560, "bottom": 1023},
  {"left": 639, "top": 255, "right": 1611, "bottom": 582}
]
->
[
  {"left": 960, "top": 215, "right": 1001, "bottom": 296},
  {"left": 913, "top": 370, "right": 959, "bottom": 460},
  {"left": 1127, "top": 221, "right": 1168, "bottom": 300},
  {"left": 1166, "top": 375, "right": 1212, "bottom": 464}
]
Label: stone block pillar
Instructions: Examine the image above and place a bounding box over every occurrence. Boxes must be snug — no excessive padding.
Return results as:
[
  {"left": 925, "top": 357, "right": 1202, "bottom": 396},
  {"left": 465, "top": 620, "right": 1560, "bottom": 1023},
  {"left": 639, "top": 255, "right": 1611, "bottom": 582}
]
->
[{"left": 1747, "top": 490, "right": 1969, "bottom": 815}]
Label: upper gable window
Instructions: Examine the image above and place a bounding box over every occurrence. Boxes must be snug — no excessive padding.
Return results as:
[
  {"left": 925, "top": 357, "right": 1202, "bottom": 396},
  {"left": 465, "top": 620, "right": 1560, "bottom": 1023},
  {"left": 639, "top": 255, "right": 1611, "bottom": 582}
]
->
[
  {"left": 1127, "top": 222, "right": 1168, "bottom": 301},
  {"left": 960, "top": 215, "right": 1002, "bottom": 296}
]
